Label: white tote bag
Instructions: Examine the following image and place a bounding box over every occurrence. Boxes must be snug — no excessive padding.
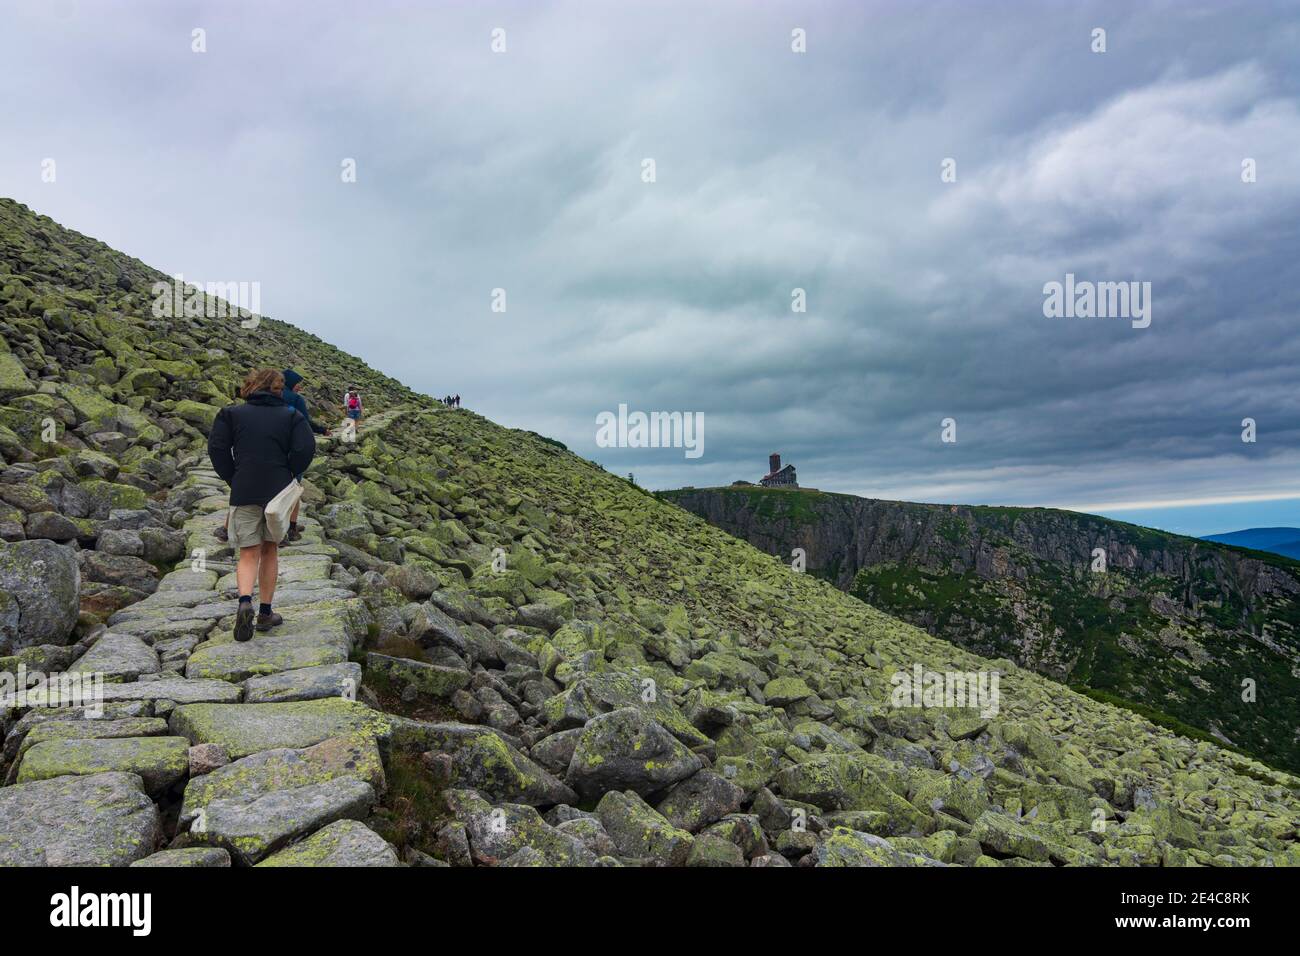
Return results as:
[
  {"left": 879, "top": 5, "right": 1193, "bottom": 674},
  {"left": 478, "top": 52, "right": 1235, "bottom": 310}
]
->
[{"left": 264, "top": 479, "right": 303, "bottom": 542}]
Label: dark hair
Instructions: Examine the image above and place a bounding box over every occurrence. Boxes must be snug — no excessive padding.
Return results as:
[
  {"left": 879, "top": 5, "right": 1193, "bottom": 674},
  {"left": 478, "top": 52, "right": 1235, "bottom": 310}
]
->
[{"left": 240, "top": 368, "right": 285, "bottom": 398}]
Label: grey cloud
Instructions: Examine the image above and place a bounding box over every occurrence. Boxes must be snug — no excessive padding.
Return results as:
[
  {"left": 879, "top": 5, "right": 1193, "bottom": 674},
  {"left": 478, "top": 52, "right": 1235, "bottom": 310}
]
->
[{"left": 2, "top": 0, "right": 1299, "bottom": 519}]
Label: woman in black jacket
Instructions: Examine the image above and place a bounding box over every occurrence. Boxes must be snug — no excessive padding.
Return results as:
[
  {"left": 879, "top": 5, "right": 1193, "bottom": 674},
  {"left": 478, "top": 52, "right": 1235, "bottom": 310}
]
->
[{"left": 207, "top": 368, "right": 316, "bottom": 642}]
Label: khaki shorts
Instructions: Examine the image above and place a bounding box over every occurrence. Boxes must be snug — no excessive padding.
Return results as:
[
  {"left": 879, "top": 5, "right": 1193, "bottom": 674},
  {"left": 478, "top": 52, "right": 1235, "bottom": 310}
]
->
[{"left": 226, "top": 504, "right": 283, "bottom": 549}]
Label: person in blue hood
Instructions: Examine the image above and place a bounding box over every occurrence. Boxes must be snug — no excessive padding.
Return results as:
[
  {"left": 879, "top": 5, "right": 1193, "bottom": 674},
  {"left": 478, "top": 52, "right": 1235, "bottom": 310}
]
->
[{"left": 280, "top": 368, "right": 328, "bottom": 541}]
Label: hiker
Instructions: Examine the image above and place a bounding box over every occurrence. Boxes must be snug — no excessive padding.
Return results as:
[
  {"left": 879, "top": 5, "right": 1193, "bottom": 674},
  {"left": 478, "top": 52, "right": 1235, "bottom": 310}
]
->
[
  {"left": 454, "top": 393, "right": 460, "bottom": 407},
  {"left": 344, "top": 387, "right": 363, "bottom": 425},
  {"left": 281, "top": 368, "right": 328, "bottom": 542},
  {"left": 207, "top": 368, "right": 315, "bottom": 642}
]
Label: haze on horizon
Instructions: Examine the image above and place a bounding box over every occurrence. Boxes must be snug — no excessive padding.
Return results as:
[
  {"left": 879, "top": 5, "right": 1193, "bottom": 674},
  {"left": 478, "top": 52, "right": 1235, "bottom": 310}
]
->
[{"left": 3, "top": 0, "right": 1299, "bottom": 540}]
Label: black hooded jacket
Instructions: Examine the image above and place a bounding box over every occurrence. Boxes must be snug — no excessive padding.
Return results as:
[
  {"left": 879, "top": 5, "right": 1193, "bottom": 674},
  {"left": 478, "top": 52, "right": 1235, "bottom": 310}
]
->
[
  {"left": 281, "top": 368, "right": 329, "bottom": 435},
  {"left": 207, "top": 390, "right": 316, "bottom": 506}
]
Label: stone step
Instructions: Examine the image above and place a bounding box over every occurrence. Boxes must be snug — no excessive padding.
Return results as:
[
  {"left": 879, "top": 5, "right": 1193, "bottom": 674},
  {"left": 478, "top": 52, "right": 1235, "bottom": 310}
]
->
[
  {"left": 180, "top": 734, "right": 385, "bottom": 825},
  {"left": 168, "top": 698, "right": 392, "bottom": 759},
  {"left": 68, "top": 632, "right": 160, "bottom": 680},
  {"left": 186, "top": 776, "right": 377, "bottom": 865},
  {"left": 0, "top": 675, "right": 242, "bottom": 709},
  {"left": 16, "top": 736, "right": 191, "bottom": 796},
  {"left": 243, "top": 661, "right": 362, "bottom": 704},
  {"left": 186, "top": 631, "right": 352, "bottom": 683}
]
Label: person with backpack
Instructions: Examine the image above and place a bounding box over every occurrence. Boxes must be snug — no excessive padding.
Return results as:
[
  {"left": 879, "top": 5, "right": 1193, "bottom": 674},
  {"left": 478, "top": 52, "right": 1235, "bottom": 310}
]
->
[
  {"left": 280, "top": 368, "right": 328, "bottom": 542},
  {"left": 208, "top": 368, "right": 316, "bottom": 642},
  {"left": 344, "top": 387, "right": 363, "bottom": 424}
]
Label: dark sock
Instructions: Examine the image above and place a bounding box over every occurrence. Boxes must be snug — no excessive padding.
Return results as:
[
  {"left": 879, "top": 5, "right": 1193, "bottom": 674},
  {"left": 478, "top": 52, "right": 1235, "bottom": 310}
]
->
[
  {"left": 259, "top": 603, "right": 272, "bottom": 616},
  {"left": 238, "top": 595, "right": 252, "bottom": 605}
]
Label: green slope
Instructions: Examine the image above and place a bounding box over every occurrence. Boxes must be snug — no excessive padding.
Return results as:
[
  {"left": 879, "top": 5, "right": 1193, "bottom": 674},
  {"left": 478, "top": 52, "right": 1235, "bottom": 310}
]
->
[{"left": 661, "top": 485, "right": 1300, "bottom": 775}]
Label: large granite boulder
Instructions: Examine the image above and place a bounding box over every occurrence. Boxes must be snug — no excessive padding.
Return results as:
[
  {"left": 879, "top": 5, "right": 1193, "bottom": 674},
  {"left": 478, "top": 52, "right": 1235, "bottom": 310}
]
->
[
  {"left": 0, "top": 539, "right": 80, "bottom": 653},
  {"left": 0, "top": 771, "right": 160, "bottom": 865}
]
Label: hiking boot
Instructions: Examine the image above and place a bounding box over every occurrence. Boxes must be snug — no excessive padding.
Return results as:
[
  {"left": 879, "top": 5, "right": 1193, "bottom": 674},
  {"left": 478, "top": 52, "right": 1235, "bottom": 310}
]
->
[
  {"left": 285, "top": 525, "right": 302, "bottom": 542},
  {"left": 214, "top": 524, "right": 229, "bottom": 543},
  {"left": 234, "top": 603, "right": 255, "bottom": 643},
  {"left": 256, "top": 611, "right": 283, "bottom": 632}
]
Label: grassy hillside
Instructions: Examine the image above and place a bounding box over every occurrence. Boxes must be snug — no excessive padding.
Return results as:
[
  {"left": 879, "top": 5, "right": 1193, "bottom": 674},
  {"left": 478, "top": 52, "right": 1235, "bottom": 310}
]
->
[
  {"left": 2, "top": 198, "right": 1299, "bottom": 867},
  {"left": 662, "top": 485, "right": 1300, "bottom": 775}
]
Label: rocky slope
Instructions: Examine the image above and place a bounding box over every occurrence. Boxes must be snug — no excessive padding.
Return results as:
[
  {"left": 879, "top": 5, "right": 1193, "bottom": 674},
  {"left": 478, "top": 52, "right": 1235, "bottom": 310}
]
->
[
  {"left": 660, "top": 486, "right": 1300, "bottom": 775},
  {"left": 1, "top": 197, "right": 1298, "bottom": 867}
]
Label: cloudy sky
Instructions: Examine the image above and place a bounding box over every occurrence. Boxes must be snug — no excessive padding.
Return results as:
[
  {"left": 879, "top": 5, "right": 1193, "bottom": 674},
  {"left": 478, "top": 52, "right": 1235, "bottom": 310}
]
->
[{"left": 4, "top": 0, "right": 1299, "bottom": 537}]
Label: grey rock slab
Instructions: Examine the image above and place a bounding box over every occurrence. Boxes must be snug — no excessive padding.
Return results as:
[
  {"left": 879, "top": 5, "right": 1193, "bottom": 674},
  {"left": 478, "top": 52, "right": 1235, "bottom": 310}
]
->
[
  {"left": 131, "top": 847, "right": 231, "bottom": 867},
  {"left": 0, "top": 771, "right": 160, "bottom": 866},
  {"left": 255, "top": 819, "right": 400, "bottom": 867},
  {"left": 156, "top": 569, "right": 219, "bottom": 592},
  {"left": 68, "top": 632, "right": 160, "bottom": 680},
  {"left": 1, "top": 675, "right": 242, "bottom": 709},
  {"left": 187, "top": 776, "right": 376, "bottom": 865},
  {"left": 186, "top": 631, "right": 351, "bottom": 683},
  {"left": 180, "top": 734, "right": 386, "bottom": 823},
  {"left": 105, "top": 616, "right": 216, "bottom": 643},
  {"left": 17, "top": 735, "right": 191, "bottom": 795},
  {"left": 168, "top": 698, "right": 391, "bottom": 759},
  {"left": 242, "top": 661, "right": 362, "bottom": 704},
  {"left": 0, "top": 539, "right": 80, "bottom": 654}
]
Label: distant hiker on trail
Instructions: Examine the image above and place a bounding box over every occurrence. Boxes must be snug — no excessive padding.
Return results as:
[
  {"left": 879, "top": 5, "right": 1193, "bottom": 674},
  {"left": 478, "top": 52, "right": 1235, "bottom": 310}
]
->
[
  {"left": 344, "top": 387, "right": 363, "bottom": 424},
  {"left": 207, "top": 368, "right": 315, "bottom": 642},
  {"left": 281, "top": 367, "right": 328, "bottom": 542}
]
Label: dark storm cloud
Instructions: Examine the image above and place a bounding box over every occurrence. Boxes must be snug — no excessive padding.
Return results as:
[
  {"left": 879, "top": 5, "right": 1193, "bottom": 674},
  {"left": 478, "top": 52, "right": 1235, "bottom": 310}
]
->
[{"left": 3, "top": 0, "right": 1299, "bottom": 513}]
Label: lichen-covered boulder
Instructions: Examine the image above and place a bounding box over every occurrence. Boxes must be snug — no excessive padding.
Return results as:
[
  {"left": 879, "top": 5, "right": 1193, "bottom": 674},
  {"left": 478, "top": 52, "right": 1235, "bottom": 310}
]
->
[
  {"left": 180, "top": 734, "right": 386, "bottom": 825},
  {"left": 595, "top": 789, "right": 695, "bottom": 865},
  {"left": 442, "top": 789, "right": 598, "bottom": 866},
  {"left": 187, "top": 776, "right": 377, "bottom": 865},
  {"left": 168, "top": 698, "right": 392, "bottom": 759},
  {"left": 256, "top": 819, "right": 400, "bottom": 867},
  {"left": 412, "top": 722, "right": 576, "bottom": 807},
  {"left": 0, "top": 538, "right": 79, "bottom": 653},
  {"left": 0, "top": 351, "right": 35, "bottom": 398},
  {"left": 131, "top": 847, "right": 231, "bottom": 867},
  {"left": 365, "top": 652, "right": 469, "bottom": 699},
  {"left": 0, "top": 771, "right": 160, "bottom": 866},
  {"left": 17, "top": 736, "right": 191, "bottom": 796},
  {"left": 566, "top": 707, "right": 702, "bottom": 800},
  {"left": 813, "top": 827, "right": 943, "bottom": 867},
  {"left": 655, "top": 770, "right": 745, "bottom": 833}
]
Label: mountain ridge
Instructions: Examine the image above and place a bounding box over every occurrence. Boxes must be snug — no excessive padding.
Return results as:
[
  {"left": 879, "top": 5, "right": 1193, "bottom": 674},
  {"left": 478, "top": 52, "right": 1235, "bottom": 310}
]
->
[{"left": 1204, "top": 527, "right": 1300, "bottom": 561}]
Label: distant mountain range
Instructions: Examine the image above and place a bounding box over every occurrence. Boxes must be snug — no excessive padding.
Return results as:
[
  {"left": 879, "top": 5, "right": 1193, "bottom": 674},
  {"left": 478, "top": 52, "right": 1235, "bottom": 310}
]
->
[{"left": 1203, "top": 528, "right": 1300, "bottom": 561}]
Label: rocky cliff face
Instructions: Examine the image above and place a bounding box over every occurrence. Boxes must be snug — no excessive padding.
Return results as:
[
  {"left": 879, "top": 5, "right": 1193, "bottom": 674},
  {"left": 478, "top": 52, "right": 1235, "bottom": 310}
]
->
[
  {"left": 662, "top": 486, "right": 1300, "bottom": 774},
  {"left": 1, "top": 198, "right": 1298, "bottom": 868}
]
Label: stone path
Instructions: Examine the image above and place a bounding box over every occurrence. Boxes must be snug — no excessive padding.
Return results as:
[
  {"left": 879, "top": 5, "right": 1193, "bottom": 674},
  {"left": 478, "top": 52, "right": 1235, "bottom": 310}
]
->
[{"left": 0, "top": 411, "right": 406, "bottom": 867}]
